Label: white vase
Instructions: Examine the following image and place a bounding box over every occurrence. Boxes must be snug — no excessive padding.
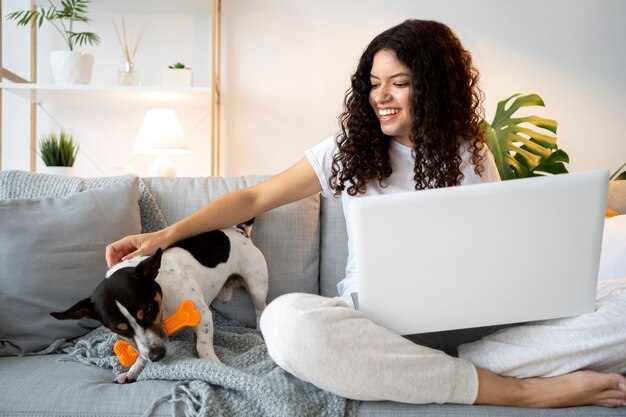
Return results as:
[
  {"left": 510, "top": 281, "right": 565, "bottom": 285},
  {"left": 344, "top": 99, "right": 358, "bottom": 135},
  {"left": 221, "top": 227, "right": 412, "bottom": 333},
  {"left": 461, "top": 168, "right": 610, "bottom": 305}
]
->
[
  {"left": 49, "top": 51, "right": 94, "bottom": 85},
  {"left": 39, "top": 166, "right": 76, "bottom": 176}
]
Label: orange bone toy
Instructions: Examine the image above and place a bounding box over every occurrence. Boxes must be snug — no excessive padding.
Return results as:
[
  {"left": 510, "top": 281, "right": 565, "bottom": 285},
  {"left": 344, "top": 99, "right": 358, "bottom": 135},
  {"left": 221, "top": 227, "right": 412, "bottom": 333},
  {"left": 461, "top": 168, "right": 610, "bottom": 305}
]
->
[{"left": 113, "top": 299, "right": 201, "bottom": 367}]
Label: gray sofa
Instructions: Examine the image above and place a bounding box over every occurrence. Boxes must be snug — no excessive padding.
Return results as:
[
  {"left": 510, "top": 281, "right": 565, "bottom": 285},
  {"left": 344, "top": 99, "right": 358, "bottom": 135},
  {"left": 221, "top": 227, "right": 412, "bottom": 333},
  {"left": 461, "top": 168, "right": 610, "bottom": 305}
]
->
[{"left": 1, "top": 171, "right": 625, "bottom": 417}]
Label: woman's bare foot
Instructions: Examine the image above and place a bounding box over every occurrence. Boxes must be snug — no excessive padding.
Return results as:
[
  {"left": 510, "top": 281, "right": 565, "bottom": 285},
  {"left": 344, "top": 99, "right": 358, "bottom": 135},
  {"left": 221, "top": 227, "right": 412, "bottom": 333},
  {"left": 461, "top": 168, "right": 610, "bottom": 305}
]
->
[{"left": 476, "top": 368, "right": 626, "bottom": 408}]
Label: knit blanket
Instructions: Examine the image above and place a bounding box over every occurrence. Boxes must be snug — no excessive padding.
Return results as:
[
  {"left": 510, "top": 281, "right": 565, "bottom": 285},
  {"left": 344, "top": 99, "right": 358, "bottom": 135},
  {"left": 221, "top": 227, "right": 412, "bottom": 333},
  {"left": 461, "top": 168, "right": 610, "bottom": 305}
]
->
[{"left": 47, "top": 312, "right": 358, "bottom": 417}]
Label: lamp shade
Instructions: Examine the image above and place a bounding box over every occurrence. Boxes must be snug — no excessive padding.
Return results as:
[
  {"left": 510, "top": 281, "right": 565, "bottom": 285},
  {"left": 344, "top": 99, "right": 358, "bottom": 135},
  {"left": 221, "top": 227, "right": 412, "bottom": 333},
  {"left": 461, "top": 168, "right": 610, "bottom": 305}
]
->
[{"left": 133, "top": 108, "right": 190, "bottom": 154}]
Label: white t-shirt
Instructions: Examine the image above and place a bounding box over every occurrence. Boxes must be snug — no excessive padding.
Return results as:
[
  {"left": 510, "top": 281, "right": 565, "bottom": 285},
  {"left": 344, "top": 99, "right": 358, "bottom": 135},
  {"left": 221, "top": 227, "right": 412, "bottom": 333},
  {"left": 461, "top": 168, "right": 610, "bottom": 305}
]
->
[{"left": 305, "top": 134, "right": 501, "bottom": 303}]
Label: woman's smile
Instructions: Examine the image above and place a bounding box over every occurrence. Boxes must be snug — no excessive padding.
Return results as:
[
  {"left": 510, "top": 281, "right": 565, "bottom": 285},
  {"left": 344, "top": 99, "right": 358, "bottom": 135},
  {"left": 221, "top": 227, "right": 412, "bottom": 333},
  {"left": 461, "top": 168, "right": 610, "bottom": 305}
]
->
[{"left": 369, "top": 49, "right": 413, "bottom": 147}]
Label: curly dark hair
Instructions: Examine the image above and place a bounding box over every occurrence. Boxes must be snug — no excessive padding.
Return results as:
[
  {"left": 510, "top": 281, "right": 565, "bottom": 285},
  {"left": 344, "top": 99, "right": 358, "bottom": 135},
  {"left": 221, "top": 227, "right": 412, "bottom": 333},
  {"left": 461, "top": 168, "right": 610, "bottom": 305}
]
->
[{"left": 329, "top": 19, "right": 486, "bottom": 196}]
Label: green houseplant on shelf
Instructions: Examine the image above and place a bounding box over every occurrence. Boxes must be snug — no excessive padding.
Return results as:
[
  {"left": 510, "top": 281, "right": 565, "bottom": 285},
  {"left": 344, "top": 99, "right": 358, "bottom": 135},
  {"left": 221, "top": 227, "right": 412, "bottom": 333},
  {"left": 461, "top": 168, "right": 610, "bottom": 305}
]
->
[
  {"left": 482, "top": 93, "right": 569, "bottom": 180},
  {"left": 6, "top": 0, "right": 101, "bottom": 84},
  {"left": 39, "top": 130, "right": 79, "bottom": 176},
  {"left": 163, "top": 62, "right": 194, "bottom": 87}
]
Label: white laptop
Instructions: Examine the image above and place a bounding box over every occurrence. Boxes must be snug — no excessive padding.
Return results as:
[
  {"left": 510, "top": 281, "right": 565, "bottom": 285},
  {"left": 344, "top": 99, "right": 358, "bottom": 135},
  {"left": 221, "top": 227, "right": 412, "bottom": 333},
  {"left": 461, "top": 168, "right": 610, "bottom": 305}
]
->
[{"left": 351, "top": 170, "right": 609, "bottom": 335}]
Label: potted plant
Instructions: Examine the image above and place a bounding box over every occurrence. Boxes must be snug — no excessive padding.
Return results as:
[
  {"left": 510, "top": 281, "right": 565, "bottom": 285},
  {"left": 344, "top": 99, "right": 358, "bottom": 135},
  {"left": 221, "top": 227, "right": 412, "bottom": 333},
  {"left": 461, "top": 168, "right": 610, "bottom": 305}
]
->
[
  {"left": 7, "top": 0, "right": 101, "bottom": 84},
  {"left": 38, "top": 130, "right": 80, "bottom": 176},
  {"left": 482, "top": 93, "right": 569, "bottom": 180},
  {"left": 163, "top": 62, "right": 193, "bottom": 87}
]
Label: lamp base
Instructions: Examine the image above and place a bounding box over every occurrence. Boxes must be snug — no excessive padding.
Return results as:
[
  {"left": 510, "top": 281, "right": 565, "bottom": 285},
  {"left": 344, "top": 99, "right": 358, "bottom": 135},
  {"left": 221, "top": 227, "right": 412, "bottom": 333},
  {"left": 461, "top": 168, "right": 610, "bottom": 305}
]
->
[{"left": 148, "top": 154, "right": 177, "bottom": 177}]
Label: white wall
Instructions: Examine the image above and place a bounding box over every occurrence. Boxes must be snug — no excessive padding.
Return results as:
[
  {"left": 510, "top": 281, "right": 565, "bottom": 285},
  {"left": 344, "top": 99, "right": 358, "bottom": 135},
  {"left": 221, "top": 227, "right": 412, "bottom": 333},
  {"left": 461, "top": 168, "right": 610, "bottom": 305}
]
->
[
  {"left": 3, "top": 0, "right": 625, "bottom": 178},
  {"left": 220, "top": 0, "right": 626, "bottom": 177}
]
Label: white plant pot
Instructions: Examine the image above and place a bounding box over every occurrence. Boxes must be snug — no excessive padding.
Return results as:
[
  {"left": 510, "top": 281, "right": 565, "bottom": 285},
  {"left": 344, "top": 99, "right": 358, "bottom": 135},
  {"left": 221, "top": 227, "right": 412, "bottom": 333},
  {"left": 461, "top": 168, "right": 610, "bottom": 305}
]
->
[
  {"left": 49, "top": 51, "right": 94, "bottom": 85},
  {"left": 39, "top": 166, "right": 76, "bottom": 176},
  {"left": 163, "top": 68, "right": 193, "bottom": 87}
]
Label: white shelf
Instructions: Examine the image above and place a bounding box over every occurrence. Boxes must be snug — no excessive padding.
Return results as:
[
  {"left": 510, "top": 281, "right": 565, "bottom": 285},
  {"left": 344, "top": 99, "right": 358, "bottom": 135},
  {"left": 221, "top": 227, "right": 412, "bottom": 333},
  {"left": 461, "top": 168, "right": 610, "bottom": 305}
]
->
[
  {"left": 2, "top": 1, "right": 220, "bottom": 174},
  {"left": 1, "top": 82, "right": 211, "bottom": 109}
]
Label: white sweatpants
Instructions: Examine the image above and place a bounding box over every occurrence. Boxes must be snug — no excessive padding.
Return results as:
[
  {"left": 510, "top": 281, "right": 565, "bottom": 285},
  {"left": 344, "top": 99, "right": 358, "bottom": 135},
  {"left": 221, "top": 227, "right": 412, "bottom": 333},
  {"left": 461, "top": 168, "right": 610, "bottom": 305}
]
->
[
  {"left": 260, "top": 293, "right": 478, "bottom": 404},
  {"left": 458, "top": 280, "right": 626, "bottom": 378},
  {"left": 259, "top": 279, "right": 626, "bottom": 404}
]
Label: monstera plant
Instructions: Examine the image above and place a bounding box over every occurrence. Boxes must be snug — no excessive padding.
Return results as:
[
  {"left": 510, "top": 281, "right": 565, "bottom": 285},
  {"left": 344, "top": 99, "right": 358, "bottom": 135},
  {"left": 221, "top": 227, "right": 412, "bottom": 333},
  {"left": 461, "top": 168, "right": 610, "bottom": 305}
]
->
[{"left": 482, "top": 93, "right": 569, "bottom": 180}]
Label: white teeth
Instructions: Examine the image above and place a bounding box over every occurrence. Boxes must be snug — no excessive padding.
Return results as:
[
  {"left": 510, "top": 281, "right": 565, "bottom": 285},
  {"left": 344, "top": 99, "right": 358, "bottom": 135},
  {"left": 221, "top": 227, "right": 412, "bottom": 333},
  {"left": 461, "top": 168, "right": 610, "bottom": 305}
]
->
[{"left": 379, "top": 108, "right": 399, "bottom": 116}]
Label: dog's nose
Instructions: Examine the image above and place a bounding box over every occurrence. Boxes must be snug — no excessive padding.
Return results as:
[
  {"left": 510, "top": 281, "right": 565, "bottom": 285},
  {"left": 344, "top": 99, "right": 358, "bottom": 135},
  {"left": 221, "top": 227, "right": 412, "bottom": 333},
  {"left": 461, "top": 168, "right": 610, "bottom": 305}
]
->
[{"left": 149, "top": 347, "right": 166, "bottom": 362}]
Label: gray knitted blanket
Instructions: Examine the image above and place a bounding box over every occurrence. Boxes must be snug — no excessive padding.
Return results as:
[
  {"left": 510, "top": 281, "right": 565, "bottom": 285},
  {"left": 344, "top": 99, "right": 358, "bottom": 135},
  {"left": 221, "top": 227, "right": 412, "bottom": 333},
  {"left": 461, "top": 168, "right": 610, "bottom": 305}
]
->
[{"left": 48, "top": 312, "right": 358, "bottom": 417}]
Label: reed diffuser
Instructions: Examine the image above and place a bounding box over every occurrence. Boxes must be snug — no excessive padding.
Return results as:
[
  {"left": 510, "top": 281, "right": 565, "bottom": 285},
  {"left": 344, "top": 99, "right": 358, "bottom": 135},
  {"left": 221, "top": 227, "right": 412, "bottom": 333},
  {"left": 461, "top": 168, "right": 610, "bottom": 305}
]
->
[{"left": 113, "top": 17, "right": 145, "bottom": 86}]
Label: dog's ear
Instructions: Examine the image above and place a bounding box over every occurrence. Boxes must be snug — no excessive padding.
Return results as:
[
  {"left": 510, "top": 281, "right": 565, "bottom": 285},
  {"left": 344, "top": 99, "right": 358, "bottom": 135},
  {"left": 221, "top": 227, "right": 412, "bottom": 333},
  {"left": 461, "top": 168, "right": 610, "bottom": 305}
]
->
[
  {"left": 135, "top": 248, "right": 163, "bottom": 280},
  {"left": 50, "top": 298, "right": 94, "bottom": 320},
  {"left": 237, "top": 218, "right": 255, "bottom": 236}
]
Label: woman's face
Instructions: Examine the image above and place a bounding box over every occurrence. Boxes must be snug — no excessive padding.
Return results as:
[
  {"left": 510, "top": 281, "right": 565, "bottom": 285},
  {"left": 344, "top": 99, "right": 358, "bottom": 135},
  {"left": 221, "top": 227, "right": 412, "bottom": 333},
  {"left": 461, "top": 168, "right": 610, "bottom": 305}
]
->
[{"left": 368, "top": 49, "right": 413, "bottom": 147}]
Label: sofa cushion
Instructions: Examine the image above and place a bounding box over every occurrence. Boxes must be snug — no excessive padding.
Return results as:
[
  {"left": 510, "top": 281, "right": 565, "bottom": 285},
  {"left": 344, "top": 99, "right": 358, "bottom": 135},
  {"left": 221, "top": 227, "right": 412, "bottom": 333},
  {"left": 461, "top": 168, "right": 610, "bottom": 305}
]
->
[
  {"left": 598, "top": 215, "right": 626, "bottom": 280},
  {"left": 320, "top": 196, "right": 349, "bottom": 297},
  {"left": 0, "top": 170, "right": 167, "bottom": 233},
  {"left": 0, "top": 356, "right": 620, "bottom": 417},
  {"left": 0, "top": 177, "right": 142, "bottom": 356},
  {"left": 357, "top": 400, "right": 621, "bottom": 416},
  {"left": 143, "top": 176, "right": 321, "bottom": 327},
  {"left": 608, "top": 180, "right": 626, "bottom": 215},
  {"left": 0, "top": 355, "right": 178, "bottom": 416}
]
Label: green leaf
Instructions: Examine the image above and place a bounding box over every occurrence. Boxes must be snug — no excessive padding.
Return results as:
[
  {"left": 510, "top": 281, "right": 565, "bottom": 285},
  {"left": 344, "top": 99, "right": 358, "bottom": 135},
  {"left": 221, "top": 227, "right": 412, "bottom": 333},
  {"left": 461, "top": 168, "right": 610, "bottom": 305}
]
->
[
  {"left": 38, "top": 130, "right": 79, "bottom": 166},
  {"left": 484, "top": 93, "right": 568, "bottom": 180},
  {"left": 68, "top": 32, "right": 101, "bottom": 48},
  {"left": 527, "top": 149, "right": 570, "bottom": 176},
  {"left": 482, "top": 120, "right": 515, "bottom": 179},
  {"left": 514, "top": 135, "right": 552, "bottom": 159},
  {"left": 6, "top": 9, "right": 45, "bottom": 27},
  {"left": 503, "top": 94, "right": 545, "bottom": 119},
  {"left": 514, "top": 126, "right": 557, "bottom": 148},
  {"left": 513, "top": 115, "right": 557, "bottom": 134},
  {"left": 6, "top": 0, "right": 99, "bottom": 50}
]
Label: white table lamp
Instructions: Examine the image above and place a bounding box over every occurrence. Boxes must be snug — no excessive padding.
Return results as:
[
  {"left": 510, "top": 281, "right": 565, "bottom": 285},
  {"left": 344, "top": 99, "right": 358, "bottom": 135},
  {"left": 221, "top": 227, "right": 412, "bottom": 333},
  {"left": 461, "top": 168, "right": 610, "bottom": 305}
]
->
[{"left": 133, "top": 108, "right": 190, "bottom": 177}]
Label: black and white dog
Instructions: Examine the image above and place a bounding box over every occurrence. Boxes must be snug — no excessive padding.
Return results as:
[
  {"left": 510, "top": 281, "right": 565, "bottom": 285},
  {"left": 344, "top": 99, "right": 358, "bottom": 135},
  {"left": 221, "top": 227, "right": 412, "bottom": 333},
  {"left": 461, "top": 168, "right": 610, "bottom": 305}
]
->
[{"left": 51, "top": 221, "right": 268, "bottom": 383}]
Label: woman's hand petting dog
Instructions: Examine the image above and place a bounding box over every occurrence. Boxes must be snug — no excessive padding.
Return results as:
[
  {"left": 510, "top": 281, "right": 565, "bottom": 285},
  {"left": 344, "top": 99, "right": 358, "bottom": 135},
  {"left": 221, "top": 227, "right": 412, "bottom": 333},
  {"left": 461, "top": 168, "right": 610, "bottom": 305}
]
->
[{"left": 106, "top": 230, "right": 167, "bottom": 267}]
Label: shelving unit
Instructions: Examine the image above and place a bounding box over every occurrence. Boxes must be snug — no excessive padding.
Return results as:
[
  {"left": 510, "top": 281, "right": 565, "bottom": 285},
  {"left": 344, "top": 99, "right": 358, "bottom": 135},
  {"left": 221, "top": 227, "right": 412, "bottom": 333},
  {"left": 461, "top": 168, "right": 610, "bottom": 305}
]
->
[
  {"left": 0, "top": 0, "right": 222, "bottom": 175},
  {"left": 2, "top": 83, "right": 212, "bottom": 108}
]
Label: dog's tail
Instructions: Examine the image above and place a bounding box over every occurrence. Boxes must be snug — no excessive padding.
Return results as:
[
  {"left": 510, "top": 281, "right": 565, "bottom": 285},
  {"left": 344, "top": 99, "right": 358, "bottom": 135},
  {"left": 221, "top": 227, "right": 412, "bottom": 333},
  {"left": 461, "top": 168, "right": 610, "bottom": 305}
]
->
[{"left": 236, "top": 218, "right": 255, "bottom": 236}]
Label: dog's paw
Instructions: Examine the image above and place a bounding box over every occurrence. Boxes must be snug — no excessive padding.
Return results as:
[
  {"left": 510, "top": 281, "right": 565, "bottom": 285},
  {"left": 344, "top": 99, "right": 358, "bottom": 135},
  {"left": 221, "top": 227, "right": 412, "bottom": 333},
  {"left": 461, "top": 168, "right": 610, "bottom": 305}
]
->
[{"left": 114, "top": 372, "right": 137, "bottom": 384}]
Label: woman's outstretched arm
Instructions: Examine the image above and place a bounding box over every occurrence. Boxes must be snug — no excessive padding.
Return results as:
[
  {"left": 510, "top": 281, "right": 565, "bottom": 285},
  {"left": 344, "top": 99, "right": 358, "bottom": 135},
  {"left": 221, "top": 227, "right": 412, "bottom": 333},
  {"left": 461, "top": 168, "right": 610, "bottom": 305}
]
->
[{"left": 105, "top": 157, "right": 322, "bottom": 267}]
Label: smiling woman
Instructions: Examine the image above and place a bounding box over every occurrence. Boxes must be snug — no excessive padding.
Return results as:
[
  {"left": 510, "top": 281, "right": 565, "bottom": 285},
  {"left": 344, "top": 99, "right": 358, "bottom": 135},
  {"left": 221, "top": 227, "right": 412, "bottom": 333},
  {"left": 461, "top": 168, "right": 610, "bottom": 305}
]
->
[
  {"left": 368, "top": 50, "right": 413, "bottom": 146},
  {"left": 329, "top": 19, "right": 486, "bottom": 197},
  {"left": 104, "top": 18, "right": 626, "bottom": 410}
]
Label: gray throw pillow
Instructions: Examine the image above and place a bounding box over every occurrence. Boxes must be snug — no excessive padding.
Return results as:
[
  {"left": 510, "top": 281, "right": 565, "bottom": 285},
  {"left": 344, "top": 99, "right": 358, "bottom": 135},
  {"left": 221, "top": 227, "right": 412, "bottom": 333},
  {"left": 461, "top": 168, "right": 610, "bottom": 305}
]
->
[
  {"left": 0, "top": 170, "right": 168, "bottom": 233},
  {"left": 0, "top": 176, "right": 142, "bottom": 356}
]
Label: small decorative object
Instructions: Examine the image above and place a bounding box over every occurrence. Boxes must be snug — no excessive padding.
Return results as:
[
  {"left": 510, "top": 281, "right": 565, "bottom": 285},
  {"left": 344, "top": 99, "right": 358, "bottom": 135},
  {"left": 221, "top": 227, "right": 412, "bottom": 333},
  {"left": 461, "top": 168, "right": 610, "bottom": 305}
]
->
[
  {"left": 7, "top": 0, "right": 101, "bottom": 85},
  {"left": 163, "top": 62, "right": 193, "bottom": 87},
  {"left": 482, "top": 93, "right": 569, "bottom": 180},
  {"left": 38, "top": 130, "right": 80, "bottom": 176},
  {"left": 133, "top": 108, "right": 190, "bottom": 177},
  {"left": 113, "top": 17, "right": 145, "bottom": 86}
]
